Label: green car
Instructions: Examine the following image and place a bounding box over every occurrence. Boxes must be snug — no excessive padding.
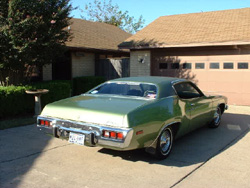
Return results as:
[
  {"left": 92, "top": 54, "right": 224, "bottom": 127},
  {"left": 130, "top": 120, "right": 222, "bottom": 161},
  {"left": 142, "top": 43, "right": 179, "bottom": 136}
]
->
[{"left": 37, "top": 77, "right": 228, "bottom": 159}]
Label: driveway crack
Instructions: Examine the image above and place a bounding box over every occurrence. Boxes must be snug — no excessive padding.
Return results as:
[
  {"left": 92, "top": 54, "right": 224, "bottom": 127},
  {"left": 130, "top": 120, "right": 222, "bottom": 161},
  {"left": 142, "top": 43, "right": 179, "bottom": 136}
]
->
[{"left": 170, "top": 127, "right": 249, "bottom": 188}]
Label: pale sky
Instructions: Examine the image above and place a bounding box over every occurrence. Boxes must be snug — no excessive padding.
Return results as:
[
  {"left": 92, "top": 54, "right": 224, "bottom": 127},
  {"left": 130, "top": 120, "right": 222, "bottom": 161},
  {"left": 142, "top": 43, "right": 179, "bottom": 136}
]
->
[{"left": 70, "top": 0, "right": 250, "bottom": 28}]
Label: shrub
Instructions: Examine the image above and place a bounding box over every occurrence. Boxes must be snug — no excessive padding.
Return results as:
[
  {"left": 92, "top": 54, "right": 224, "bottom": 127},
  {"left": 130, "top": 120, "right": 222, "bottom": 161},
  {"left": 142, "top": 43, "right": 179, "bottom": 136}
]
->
[
  {"left": 0, "top": 80, "right": 72, "bottom": 119},
  {"left": 30, "top": 80, "right": 72, "bottom": 108},
  {"left": 0, "top": 86, "right": 34, "bottom": 119},
  {"left": 72, "top": 76, "right": 105, "bottom": 95}
]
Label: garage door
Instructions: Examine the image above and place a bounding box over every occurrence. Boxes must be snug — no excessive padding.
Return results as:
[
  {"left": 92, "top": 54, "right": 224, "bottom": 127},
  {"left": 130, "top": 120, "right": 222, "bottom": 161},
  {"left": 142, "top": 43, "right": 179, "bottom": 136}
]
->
[{"left": 151, "top": 52, "right": 250, "bottom": 106}]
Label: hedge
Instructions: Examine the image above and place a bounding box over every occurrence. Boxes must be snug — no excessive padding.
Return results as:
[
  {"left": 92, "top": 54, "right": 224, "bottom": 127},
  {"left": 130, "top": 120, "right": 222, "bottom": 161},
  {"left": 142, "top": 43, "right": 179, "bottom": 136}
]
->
[
  {"left": 0, "top": 80, "right": 72, "bottom": 119},
  {"left": 0, "top": 76, "right": 105, "bottom": 119},
  {"left": 72, "top": 76, "right": 106, "bottom": 96}
]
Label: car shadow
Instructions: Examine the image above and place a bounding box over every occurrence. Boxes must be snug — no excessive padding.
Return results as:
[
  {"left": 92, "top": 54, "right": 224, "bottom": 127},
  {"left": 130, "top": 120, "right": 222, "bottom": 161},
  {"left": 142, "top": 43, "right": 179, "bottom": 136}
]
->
[{"left": 98, "top": 112, "right": 250, "bottom": 166}]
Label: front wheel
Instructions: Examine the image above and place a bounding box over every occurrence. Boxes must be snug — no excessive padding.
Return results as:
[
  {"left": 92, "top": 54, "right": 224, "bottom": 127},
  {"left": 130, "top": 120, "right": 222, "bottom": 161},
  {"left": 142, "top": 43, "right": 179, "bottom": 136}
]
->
[
  {"left": 153, "top": 127, "right": 174, "bottom": 160},
  {"left": 209, "top": 107, "right": 222, "bottom": 128}
]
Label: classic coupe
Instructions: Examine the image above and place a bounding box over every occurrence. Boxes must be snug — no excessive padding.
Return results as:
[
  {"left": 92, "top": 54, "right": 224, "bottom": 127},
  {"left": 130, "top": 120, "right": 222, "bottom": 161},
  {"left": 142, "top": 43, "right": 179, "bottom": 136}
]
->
[{"left": 37, "top": 77, "right": 228, "bottom": 159}]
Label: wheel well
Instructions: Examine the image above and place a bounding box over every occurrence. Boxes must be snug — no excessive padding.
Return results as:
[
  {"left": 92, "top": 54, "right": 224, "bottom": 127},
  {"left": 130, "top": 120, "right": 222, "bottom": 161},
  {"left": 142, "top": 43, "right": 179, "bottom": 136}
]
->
[
  {"left": 169, "top": 123, "right": 180, "bottom": 138},
  {"left": 219, "top": 104, "right": 225, "bottom": 114}
]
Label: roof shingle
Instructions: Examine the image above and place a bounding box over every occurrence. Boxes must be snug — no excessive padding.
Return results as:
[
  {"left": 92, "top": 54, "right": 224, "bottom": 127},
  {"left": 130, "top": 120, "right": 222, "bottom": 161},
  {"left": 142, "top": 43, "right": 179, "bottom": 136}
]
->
[
  {"left": 66, "top": 18, "right": 132, "bottom": 51},
  {"left": 119, "top": 8, "right": 250, "bottom": 49}
]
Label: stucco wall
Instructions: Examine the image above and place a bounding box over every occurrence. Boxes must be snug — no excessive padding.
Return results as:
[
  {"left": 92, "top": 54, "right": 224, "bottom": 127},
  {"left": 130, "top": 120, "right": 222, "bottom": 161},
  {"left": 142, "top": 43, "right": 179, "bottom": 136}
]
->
[
  {"left": 130, "top": 50, "right": 151, "bottom": 76},
  {"left": 71, "top": 52, "right": 95, "bottom": 78},
  {"left": 43, "top": 64, "right": 52, "bottom": 81}
]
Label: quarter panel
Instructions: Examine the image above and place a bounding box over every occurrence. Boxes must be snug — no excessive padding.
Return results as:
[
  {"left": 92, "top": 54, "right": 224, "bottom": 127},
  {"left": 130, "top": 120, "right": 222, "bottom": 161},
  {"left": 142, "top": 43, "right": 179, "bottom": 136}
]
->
[{"left": 126, "top": 96, "right": 182, "bottom": 149}]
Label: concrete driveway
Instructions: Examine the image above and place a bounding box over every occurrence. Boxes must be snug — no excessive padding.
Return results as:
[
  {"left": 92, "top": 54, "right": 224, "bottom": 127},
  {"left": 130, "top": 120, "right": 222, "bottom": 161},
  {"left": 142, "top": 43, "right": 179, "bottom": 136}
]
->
[{"left": 0, "top": 106, "right": 250, "bottom": 188}]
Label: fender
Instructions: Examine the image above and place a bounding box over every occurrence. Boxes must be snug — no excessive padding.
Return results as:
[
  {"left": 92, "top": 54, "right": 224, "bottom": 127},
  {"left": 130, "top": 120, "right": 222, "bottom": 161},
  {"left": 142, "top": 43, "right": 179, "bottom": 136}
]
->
[{"left": 145, "top": 121, "right": 181, "bottom": 155}]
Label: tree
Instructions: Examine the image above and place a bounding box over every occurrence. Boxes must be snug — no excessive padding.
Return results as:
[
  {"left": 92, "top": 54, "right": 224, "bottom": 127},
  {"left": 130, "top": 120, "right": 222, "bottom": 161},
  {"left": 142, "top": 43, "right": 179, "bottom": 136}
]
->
[
  {"left": 81, "top": 0, "right": 145, "bottom": 34},
  {"left": 0, "top": 0, "right": 73, "bottom": 85}
]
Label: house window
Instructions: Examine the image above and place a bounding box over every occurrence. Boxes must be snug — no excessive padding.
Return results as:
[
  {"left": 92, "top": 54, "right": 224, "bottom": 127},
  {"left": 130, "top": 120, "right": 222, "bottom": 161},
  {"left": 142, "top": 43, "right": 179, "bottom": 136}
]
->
[
  {"left": 223, "top": 62, "right": 234, "bottom": 69},
  {"left": 183, "top": 63, "right": 192, "bottom": 69},
  {"left": 210, "top": 62, "right": 220, "bottom": 69},
  {"left": 171, "top": 63, "right": 179, "bottom": 69},
  {"left": 159, "top": 63, "right": 168, "bottom": 69},
  {"left": 195, "top": 63, "right": 205, "bottom": 69},
  {"left": 238, "top": 62, "right": 248, "bottom": 69}
]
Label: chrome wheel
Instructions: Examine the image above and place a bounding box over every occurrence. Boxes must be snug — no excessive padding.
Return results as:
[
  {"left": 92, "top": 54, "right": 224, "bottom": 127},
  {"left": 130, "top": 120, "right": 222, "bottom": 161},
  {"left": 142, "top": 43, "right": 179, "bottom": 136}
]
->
[
  {"left": 209, "top": 107, "right": 222, "bottom": 128},
  {"left": 214, "top": 107, "right": 221, "bottom": 126},
  {"left": 154, "top": 127, "right": 173, "bottom": 159},
  {"left": 160, "top": 130, "right": 171, "bottom": 154}
]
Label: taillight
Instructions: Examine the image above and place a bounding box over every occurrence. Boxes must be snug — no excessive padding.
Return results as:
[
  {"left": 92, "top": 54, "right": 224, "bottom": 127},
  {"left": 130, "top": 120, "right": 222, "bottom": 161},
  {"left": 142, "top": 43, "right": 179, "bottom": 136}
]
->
[
  {"left": 117, "top": 132, "right": 123, "bottom": 140},
  {"left": 39, "top": 119, "right": 52, "bottom": 127},
  {"left": 40, "top": 120, "right": 45, "bottom": 125},
  {"left": 102, "top": 130, "right": 124, "bottom": 140},
  {"left": 110, "top": 132, "right": 116, "bottom": 139},
  {"left": 103, "top": 130, "right": 110, "bottom": 138},
  {"left": 45, "top": 120, "right": 49, "bottom": 126}
]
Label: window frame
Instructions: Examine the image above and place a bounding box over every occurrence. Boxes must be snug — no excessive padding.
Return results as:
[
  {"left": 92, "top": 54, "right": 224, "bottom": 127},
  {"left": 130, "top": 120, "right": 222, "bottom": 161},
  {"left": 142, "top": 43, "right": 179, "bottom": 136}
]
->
[
  {"left": 209, "top": 62, "right": 220, "bottom": 69},
  {"left": 195, "top": 63, "right": 205, "bottom": 69},
  {"left": 172, "top": 81, "right": 204, "bottom": 100},
  {"left": 223, "top": 62, "right": 234, "bottom": 69},
  {"left": 237, "top": 62, "right": 248, "bottom": 69}
]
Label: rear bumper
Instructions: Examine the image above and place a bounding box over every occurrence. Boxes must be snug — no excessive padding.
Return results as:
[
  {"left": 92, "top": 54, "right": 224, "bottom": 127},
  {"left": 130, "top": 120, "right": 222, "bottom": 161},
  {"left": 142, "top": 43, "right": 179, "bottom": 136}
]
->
[{"left": 37, "top": 116, "right": 133, "bottom": 150}]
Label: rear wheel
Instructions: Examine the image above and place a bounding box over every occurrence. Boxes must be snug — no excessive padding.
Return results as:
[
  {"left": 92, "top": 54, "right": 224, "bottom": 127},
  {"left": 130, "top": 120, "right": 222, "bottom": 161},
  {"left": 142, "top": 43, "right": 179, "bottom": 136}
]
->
[
  {"left": 154, "top": 127, "right": 173, "bottom": 159},
  {"left": 209, "top": 107, "right": 222, "bottom": 128}
]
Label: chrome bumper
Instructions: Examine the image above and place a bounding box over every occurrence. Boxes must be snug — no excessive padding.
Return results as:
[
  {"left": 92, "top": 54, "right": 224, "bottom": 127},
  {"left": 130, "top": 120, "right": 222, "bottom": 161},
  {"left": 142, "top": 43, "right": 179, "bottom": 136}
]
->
[{"left": 37, "top": 116, "right": 133, "bottom": 149}]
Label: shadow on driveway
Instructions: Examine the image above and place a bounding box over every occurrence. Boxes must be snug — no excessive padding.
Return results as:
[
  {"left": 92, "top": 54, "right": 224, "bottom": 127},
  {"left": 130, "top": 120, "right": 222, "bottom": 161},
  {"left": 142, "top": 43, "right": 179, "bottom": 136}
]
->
[
  {"left": 0, "top": 112, "right": 249, "bottom": 188},
  {"left": 98, "top": 112, "right": 250, "bottom": 166}
]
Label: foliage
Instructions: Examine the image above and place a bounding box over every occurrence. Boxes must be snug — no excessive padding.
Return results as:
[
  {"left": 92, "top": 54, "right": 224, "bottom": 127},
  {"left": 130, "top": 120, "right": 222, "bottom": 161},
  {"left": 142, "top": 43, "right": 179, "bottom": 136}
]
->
[
  {"left": 0, "top": 116, "right": 36, "bottom": 130},
  {"left": 0, "top": 0, "right": 73, "bottom": 85},
  {"left": 0, "top": 80, "right": 72, "bottom": 119},
  {"left": 81, "top": 0, "right": 145, "bottom": 34},
  {"left": 72, "top": 76, "right": 105, "bottom": 96},
  {"left": 0, "top": 76, "right": 105, "bottom": 120}
]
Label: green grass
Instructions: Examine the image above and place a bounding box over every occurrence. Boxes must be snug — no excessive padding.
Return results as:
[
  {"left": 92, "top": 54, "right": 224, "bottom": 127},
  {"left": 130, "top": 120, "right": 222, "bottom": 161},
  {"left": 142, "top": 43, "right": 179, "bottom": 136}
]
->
[{"left": 0, "top": 116, "right": 36, "bottom": 130}]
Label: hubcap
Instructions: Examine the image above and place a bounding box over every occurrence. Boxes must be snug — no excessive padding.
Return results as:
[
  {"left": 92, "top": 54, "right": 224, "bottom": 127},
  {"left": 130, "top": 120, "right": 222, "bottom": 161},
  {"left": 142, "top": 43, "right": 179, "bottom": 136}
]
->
[
  {"left": 214, "top": 108, "right": 221, "bottom": 125},
  {"left": 160, "top": 129, "right": 171, "bottom": 153}
]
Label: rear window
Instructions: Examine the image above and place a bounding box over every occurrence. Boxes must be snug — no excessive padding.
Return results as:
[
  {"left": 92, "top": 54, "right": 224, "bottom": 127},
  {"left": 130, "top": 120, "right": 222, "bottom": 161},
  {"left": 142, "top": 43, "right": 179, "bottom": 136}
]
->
[{"left": 89, "top": 82, "right": 158, "bottom": 99}]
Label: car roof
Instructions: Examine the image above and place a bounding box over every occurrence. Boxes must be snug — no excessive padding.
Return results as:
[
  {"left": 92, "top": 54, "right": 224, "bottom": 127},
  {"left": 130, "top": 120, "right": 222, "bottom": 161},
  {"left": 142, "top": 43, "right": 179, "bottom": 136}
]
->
[{"left": 112, "top": 76, "right": 186, "bottom": 85}]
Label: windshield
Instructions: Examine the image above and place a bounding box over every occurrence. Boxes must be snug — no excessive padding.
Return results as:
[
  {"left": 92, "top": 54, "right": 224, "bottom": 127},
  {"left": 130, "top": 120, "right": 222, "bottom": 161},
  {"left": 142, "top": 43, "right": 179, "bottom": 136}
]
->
[{"left": 89, "top": 82, "right": 158, "bottom": 99}]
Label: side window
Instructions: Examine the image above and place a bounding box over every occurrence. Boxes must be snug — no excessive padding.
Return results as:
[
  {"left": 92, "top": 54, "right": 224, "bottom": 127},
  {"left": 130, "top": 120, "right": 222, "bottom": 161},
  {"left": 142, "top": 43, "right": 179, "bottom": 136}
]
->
[{"left": 174, "top": 82, "right": 202, "bottom": 99}]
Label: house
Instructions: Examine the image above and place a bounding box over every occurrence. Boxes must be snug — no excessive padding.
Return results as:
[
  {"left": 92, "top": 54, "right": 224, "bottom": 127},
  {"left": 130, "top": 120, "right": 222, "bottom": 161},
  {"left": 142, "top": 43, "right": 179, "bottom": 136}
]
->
[
  {"left": 119, "top": 8, "right": 250, "bottom": 105},
  {"left": 43, "top": 18, "right": 131, "bottom": 81}
]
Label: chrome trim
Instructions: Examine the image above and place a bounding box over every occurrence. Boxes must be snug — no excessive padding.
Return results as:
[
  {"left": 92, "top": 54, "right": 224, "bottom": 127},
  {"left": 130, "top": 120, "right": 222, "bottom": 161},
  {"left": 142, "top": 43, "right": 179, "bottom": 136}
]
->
[
  {"left": 145, "top": 121, "right": 180, "bottom": 155},
  {"left": 37, "top": 115, "right": 133, "bottom": 149}
]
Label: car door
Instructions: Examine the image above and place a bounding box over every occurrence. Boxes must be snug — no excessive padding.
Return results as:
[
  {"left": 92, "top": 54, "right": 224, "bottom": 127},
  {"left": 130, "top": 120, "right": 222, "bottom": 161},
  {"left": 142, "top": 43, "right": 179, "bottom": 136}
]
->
[{"left": 173, "top": 82, "right": 213, "bottom": 133}]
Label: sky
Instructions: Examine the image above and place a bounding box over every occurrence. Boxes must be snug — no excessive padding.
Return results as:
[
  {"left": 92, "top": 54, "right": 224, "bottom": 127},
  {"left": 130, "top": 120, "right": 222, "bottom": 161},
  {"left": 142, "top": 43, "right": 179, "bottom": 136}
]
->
[{"left": 70, "top": 0, "right": 250, "bottom": 28}]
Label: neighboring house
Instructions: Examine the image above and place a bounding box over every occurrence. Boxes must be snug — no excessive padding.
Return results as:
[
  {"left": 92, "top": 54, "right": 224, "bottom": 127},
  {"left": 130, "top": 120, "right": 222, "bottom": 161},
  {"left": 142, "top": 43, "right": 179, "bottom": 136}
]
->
[
  {"left": 119, "top": 8, "right": 250, "bottom": 105},
  {"left": 43, "top": 18, "right": 131, "bottom": 81}
]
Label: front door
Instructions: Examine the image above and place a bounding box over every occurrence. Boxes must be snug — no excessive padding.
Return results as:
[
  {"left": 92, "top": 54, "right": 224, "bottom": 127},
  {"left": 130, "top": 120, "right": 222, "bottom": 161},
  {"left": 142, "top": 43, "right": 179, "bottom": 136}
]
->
[{"left": 174, "top": 82, "right": 212, "bottom": 133}]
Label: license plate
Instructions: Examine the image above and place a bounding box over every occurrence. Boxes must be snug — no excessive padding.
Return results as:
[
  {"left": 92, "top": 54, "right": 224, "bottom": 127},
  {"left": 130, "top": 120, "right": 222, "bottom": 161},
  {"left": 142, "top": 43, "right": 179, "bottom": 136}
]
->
[{"left": 68, "top": 132, "right": 85, "bottom": 146}]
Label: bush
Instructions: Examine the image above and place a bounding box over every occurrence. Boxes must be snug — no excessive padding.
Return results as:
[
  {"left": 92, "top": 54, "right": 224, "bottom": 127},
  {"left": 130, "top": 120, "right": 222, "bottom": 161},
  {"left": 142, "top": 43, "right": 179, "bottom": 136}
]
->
[
  {"left": 0, "top": 80, "right": 72, "bottom": 119},
  {"left": 0, "top": 77, "right": 105, "bottom": 119},
  {"left": 30, "top": 80, "right": 72, "bottom": 108},
  {"left": 73, "top": 76, "right": 105, "bottom": 95},
  {"left": 0, "top": 86, "right": 34, "bottom": 119}
]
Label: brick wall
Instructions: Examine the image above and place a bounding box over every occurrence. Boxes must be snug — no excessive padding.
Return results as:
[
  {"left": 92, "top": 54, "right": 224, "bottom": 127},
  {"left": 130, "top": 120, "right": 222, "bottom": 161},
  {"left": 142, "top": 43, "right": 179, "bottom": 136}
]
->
[
  {"left": 43, "top": 64, "right": 52, "bottom": 81},
  {"left": 130, "top": 50, "right": 151, "bottom": 76},
  {"left": 71, "top": 52, "right": 95, "bottom": 78}
]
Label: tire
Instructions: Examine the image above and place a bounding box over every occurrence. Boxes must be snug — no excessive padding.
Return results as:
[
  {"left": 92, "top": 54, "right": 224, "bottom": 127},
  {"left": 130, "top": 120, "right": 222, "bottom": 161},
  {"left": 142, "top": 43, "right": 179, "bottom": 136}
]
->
[
  {"left": 209, "top": 107, "right": 222, "bottom": 128},
  {"left": 154, "top": 127, "right": 174, "bottom": 160}
]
